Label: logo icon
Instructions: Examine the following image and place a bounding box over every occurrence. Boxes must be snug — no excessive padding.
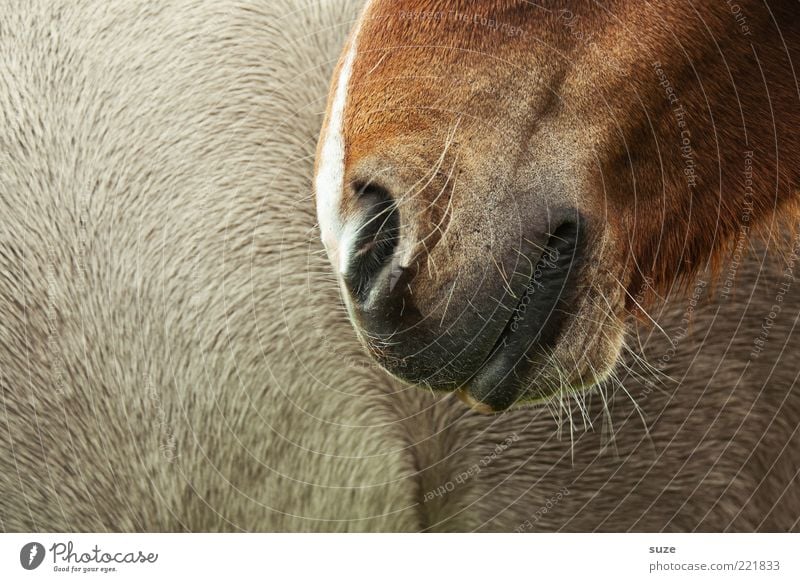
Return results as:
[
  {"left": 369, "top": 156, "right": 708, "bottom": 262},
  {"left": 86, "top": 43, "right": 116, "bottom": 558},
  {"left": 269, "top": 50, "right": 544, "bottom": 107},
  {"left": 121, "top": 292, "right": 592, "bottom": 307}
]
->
[{"left": 20, "top": 542, "right": 46, "bottom": 570}]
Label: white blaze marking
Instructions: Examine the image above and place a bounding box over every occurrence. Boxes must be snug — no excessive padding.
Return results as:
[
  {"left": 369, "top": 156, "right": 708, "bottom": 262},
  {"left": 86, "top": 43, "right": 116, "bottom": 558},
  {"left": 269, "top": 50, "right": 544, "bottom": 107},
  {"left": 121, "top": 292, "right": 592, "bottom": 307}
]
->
[
  {"left": 315, "top": 3, "right": 372, "bottom": 276},
  {"left": 338, "top": 221, "right": 359, "bottom": 276}
]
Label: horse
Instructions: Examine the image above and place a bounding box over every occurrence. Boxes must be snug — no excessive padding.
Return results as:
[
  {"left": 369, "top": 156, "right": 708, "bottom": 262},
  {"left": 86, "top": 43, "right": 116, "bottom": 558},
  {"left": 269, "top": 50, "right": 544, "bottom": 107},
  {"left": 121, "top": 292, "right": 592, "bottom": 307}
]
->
[
  {"left": 315, "top": 0, "right": 800, "bottom": 529},
  {"left": 0, "top": 0, "right": 798, "bottom": 534}
]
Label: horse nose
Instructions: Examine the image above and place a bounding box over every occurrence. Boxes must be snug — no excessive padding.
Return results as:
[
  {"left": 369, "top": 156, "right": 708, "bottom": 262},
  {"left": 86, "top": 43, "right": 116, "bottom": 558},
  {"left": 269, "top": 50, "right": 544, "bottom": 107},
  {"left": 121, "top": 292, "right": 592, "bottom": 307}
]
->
[{"left": 342, "top": 182, "right": 402, "bottom": 303}]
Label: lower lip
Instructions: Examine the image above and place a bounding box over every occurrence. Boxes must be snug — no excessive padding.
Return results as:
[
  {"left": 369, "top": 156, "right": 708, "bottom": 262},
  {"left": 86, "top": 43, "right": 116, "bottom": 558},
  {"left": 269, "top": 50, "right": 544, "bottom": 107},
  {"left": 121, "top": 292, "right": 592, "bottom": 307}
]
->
[{"left": 460, "top": 222, "right": 583, "bottom": 410}]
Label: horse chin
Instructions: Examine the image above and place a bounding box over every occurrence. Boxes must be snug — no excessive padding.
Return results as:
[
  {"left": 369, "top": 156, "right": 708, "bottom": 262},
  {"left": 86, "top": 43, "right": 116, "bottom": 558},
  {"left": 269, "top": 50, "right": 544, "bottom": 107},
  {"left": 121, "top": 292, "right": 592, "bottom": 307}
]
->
[
  {"left": 454, "top": 305, "right": 628, "bottom": 413},
  {"left": 340, "top": 225, "right": 631, "bottom": 413},
  {"left": 450, "top": 239, "right": 630, "bottom": 413},
  {"left": 345, "top": 261, "right": 630, "bottom": 414}
]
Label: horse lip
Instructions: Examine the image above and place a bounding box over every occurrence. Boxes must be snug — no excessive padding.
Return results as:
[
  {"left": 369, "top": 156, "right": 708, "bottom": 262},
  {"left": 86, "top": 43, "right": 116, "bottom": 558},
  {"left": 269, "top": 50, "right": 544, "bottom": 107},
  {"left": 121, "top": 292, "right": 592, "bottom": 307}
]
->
[{"left": 456, "top": 221, "right": 583, "bottom": 411}]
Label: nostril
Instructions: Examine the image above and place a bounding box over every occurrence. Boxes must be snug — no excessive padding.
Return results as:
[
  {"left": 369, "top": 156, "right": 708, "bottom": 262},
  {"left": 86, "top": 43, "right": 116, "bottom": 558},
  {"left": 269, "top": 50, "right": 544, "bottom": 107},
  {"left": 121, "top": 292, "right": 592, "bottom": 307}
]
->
[
  {"left": 344, "top": 182, "right": 400, "bottom": 302},
  {"left": 547, "top": 220, "right": 581, "bottom": 265}
]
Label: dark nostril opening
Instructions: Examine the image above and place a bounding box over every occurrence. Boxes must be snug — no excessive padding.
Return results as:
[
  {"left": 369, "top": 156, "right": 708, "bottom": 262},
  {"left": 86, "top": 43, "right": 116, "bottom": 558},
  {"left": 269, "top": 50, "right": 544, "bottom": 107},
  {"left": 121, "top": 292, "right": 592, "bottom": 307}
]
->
[{"left": 344, "top": 182, "right": 400, "bottom": 302}]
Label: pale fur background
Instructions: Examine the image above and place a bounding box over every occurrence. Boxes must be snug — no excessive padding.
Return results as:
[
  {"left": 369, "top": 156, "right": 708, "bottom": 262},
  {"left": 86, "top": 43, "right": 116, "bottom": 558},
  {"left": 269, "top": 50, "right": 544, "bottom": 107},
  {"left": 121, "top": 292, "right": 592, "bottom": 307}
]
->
[{"left": 1, "top": 0, "right": 798, "bottom": 532}]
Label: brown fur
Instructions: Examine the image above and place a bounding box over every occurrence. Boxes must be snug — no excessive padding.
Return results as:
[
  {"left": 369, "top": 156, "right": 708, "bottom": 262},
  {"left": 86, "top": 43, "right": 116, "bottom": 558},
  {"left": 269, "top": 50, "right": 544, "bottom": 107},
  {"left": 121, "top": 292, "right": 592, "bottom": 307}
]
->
[
  {"left": 344, "top": 1, "right": 800, "bottom": 292},
  {"left": 322, "top": 0, "right": 800, "bottom": 407}
]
